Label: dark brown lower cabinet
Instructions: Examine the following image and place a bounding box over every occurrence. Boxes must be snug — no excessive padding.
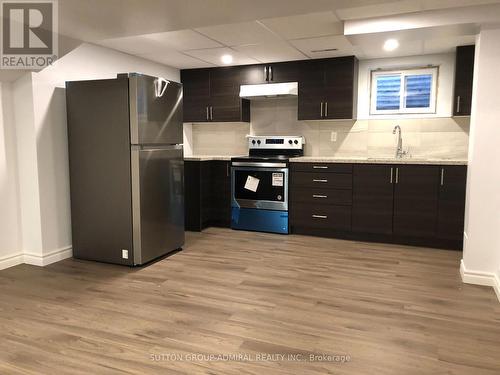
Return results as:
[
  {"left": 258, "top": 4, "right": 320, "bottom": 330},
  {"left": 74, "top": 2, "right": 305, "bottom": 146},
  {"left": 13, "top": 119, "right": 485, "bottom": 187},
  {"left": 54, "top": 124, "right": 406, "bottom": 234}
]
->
[
  {"left": 292, "top": 162, "right": 466, "bottom": 250},
  {"left": 393, "top": 165, "right": 440, "bottom": 238},
  {"left": 437, "top": 166, "right": 467, "bottom": 240},
  {"left": 184, "top": 160, "right": 231, "bottom": 231},
  {"left": 352, "top": 164, "right": 394, "bottom": 235}
]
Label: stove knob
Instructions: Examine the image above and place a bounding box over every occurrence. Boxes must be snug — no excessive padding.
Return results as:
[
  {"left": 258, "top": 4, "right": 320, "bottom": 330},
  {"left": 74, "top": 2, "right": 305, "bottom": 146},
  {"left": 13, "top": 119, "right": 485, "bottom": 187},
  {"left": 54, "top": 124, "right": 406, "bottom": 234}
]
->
[
  {"left": 257, "top": 140, "right": 261, "bottom": 145},
  {"left": 251, "top": 140, "right": 256, "bottom": 145},
  {"left": 294, "top": 140, "right": 299, "bottom": 145},
  {"left": 288, "top": 140, "right": 293, "bottom": 145}
]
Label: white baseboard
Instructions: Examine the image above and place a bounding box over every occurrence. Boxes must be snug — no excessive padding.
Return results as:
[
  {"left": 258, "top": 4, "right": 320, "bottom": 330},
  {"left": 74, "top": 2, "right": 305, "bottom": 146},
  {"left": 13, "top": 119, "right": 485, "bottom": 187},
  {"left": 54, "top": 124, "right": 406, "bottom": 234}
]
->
[
  {"left": 0, "top": 252, "right": 24, "bottom": 270},
  {"left": 23, "top": 246, "right": 73, "bottom": 267},
  {"left": 460, "top": 259, "right": 500, "bottom": 302}
]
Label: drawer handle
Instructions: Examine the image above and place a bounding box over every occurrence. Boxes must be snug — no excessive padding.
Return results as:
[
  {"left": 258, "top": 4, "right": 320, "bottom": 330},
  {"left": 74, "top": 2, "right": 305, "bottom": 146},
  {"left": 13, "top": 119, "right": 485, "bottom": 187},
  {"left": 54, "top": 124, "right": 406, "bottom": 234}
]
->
[
  {"left": 312, "top": 194, "right": 327, "bottom": 198},
  {"left": 313, "top": 179, "right": 328, "bottom": 183},
  {"left": 313, "top": 166, "right": 328, "bottom": 169},
  {"left": 312, "top": 214, "right": 328, "bottom": 219}
]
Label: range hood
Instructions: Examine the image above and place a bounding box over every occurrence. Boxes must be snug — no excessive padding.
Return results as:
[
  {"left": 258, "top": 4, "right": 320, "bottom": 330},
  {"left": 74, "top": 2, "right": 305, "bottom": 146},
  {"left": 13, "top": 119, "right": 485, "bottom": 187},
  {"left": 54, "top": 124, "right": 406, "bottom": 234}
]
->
[{"left": 239, "top": 82, "right": 298, "bottom": 100}]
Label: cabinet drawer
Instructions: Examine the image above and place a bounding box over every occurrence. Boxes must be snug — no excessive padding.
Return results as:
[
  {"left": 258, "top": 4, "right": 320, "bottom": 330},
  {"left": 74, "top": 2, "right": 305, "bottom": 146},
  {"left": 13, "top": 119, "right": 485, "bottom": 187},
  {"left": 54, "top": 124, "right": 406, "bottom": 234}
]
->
[
  {"left": 291, "top": 187, "right": 352, "bottom": 206},
  {"left": 292, "top": 172, "right": 352, "bottom": 189},
  {"left": 291, "top": 163, "right": 352, "bottom": 174},
  {"left": 291, "top": 203, "right": 351, "bottom": 231}
]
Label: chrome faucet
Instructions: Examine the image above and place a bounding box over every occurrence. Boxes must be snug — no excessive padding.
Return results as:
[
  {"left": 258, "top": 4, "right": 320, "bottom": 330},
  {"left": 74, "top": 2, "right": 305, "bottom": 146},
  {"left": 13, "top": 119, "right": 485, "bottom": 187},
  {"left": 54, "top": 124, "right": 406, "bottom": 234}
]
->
[{"left": 393, "top": 125, "right": 407, "bottom": 158}]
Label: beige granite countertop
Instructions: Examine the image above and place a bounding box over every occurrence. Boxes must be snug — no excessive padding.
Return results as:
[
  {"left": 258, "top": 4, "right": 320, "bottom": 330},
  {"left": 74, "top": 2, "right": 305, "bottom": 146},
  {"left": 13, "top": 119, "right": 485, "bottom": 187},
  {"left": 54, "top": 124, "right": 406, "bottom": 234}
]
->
[
  {"left": 184, "top": 155, "right": 467, "bottom": 165},
  {"left": 290, "top": 156, "right": 468, "bottom": 165}
]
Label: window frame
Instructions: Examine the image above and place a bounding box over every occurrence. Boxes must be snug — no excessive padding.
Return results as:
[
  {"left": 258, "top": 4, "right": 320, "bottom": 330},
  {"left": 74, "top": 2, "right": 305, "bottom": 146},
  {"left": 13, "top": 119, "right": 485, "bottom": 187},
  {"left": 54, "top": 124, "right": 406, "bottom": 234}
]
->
[{"left": 370, "top": 66, "right": 439, "bottom": 115}]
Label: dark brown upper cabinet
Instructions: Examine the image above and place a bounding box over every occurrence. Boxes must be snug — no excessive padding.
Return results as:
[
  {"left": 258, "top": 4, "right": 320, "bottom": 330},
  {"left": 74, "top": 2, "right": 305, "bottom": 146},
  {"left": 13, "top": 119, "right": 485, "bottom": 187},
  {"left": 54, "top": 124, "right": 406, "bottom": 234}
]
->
[
  {"left": 181, "top": 68, "right": 211, "bottom": 123},
  {"left": 181, "top": 56, "right": 358, "bottom": 123},
  {"left": 181, "top": 67, "right": 250, "bottom": 123},
  {"left": 453, "top": 45, "right": 475, "bottom": 116},
  {"left": 239, "top": 61, "right": 300, "bottom": 84},
  {"left": 298, "top": 56, "right": 358, "bottom": 120}
]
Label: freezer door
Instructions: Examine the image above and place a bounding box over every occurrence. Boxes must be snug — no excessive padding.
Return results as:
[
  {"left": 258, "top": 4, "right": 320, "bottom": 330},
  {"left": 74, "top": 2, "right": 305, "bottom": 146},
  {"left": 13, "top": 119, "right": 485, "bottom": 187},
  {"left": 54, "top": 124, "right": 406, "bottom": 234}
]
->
[
  {"left": 129, "top": 73, "right": 183, "bottom": 145},
  {"left": 131, "top": 145, "right": 185, "bottom": 265}
]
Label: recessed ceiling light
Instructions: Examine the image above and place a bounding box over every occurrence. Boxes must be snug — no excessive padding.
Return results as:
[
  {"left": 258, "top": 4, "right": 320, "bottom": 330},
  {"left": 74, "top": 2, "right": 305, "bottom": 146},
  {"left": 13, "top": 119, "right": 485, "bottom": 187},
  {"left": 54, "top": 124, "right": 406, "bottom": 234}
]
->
[
  {"left": 383, "top": 39, "right": 399, "bottom": 51},
  {"left": 221, "top": 54, "right": 233, "bottom": 64}
]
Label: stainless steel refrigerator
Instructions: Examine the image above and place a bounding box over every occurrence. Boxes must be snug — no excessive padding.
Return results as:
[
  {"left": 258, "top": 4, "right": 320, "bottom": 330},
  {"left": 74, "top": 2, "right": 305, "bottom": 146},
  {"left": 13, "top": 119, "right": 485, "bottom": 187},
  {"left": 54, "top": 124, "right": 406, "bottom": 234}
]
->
[{"left": 66, "top": 73, "right": 184, "bottom": 266}]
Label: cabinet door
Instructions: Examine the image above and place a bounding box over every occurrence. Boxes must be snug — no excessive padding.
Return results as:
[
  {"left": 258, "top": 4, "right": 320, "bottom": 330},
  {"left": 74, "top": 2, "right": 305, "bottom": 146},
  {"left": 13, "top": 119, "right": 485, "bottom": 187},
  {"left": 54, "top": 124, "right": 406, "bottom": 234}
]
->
[
  {"left": 239, "top": 64, "right": 268, "bottom": 84},
  {"left": 298, "top": 89, "right": 324, "bottom": 120},
  {"left": 209, "top": 67, "right": 250, "bottom": 122},
  {"left": 352, "top": 164, "right": 394, "bottom": 235},
  {"left": 181, "top": 69, "right": 210, "bottom": 122},
  {"left": 268, "top": 61, "right": 300, "bottom": 83},
  {"left": 209, "top": 161, "right": 231, "bottom": 227},
  {"left": 323, "top": 56, "right": 357, "bottom": 119},
  {"left": 453, "top": 45, "right": 475, "bottom": 116},
  {"left": 393, "top": 165, "right": 439, "bottom": 238},
  {"left": 210, "top": 96, "right": 245, "bottom": 122},
  {"left": 437, "top": 166, "right": 467, "bottom": 241}
]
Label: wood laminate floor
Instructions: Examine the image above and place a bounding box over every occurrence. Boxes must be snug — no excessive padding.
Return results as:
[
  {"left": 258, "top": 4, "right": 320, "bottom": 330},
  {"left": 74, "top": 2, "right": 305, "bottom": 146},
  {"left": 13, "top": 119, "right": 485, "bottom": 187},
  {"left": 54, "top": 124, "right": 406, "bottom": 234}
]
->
[{"left": 0, "top": 228, "right": 499, "bottom": 375}]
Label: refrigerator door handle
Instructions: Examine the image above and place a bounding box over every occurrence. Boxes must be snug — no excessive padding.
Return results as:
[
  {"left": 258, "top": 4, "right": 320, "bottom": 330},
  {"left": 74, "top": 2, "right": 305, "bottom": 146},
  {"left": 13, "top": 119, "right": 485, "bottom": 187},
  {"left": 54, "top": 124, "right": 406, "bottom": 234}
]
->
[{"left": 154, "top": 77, "right": 169, "bottom": 98}]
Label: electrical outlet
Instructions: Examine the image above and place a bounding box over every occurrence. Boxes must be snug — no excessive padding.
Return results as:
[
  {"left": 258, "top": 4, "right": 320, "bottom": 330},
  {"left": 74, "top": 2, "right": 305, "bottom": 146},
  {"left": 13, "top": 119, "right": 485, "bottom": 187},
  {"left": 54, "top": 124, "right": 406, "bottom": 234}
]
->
[
  {"left": 330, "top": 132, "right": 337, "bottom": 142},
  {"left": 122, "top": 249, "right": 129, "bottom": 259}
]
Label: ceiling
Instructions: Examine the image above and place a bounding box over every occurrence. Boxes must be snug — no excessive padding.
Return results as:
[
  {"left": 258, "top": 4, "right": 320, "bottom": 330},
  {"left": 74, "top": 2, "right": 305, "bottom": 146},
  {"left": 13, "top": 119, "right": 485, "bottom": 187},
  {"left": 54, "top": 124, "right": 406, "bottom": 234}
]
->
[
  {"left": 94, "top": 0, "right": 500, "bottom": 69},
  {"left": 1, "top": 0, "right": 500, "bottom": 81}
]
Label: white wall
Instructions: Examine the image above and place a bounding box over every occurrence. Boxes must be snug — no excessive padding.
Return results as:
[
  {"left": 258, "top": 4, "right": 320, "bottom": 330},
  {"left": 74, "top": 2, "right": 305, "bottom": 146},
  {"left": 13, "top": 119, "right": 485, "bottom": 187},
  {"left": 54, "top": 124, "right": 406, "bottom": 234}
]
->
[
  {"left": 0, "top": 82, "right": 23, "bottom": 269},
  {"left": 357, "top": 53, "right": 455, "bottom": 119},
  {"left": 462, "top": 28, "right": 500, "bottom": 301},
  {"left": 9, "top": 43, "right": 179, "bottom": 266}
]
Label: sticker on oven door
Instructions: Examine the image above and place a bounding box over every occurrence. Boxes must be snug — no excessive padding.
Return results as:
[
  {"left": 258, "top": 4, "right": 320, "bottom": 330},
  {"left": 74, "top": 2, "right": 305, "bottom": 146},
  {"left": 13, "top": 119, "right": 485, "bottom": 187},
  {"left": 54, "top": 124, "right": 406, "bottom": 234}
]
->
[
  {"left": 244, "top": 175, "right": 260, "bottom": 192},
  {"left": 272, "top": 173, "right": 284, "bottom": 187}
]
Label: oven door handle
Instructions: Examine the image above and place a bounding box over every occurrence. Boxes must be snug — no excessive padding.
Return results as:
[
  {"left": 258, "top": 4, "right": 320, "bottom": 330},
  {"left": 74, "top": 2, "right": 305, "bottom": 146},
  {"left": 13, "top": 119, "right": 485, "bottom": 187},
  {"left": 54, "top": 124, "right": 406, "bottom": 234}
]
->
[{"left": 232, "top": 161, "right": 287, "bottom": 168}]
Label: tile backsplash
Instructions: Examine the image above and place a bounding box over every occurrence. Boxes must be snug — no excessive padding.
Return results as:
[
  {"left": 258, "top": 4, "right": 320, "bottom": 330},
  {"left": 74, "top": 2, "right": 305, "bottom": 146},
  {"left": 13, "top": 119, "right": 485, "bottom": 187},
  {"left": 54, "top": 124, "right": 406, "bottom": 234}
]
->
[{"left": 185, "top": 98, "right": 469, "bottom": 159}]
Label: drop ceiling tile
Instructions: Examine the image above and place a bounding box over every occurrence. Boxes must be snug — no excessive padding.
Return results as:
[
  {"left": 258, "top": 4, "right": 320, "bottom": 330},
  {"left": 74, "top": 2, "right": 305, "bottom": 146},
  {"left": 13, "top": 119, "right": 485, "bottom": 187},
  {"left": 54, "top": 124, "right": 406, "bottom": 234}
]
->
[
  {"left": 195, "top": 21, "right": 281, "bottom": 47},
  {"left": 183, "top": 47, "right": 259, "bottom": 66},
  {"left": 260, "top": 12, "right": 343, "bottom": 40},
  {"left": 289, "top": 35, "right": 355, "bottom": 58},
  {"left": 358, "top": 40, "right": 424, "bottom": 59},
  {"left": 139, "top": 50, "right": 215, "bottom": 69},
  {"left": 98, "top": 36, "right": 163, "bottom": 55},
  {"left": 143, "top": 29, "right": 222, "bottom": 51},
  {"left": 233, "top": 42, "right": 306, "bottom": 63}
]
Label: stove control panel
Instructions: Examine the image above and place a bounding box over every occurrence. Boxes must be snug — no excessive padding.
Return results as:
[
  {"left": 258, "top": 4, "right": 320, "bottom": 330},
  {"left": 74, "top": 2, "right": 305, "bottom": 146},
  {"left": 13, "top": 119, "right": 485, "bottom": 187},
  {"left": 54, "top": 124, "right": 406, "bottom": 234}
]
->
[{"left": 248, "top": 136, "right": 304, "bottom": 150}]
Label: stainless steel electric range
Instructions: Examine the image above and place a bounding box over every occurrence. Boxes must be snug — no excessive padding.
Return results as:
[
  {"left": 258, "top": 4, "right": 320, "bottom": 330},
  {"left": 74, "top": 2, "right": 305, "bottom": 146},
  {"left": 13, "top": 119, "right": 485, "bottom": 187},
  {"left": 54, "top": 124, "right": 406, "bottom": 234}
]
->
[{"left": 230, "top": 135, "right": 304, "bottom": 234}]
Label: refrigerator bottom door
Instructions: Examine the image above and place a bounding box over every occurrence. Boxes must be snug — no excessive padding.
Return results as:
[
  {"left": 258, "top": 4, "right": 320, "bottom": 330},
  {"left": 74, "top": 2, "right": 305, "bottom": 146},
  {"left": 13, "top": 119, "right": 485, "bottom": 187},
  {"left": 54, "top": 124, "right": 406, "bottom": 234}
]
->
[{"left": 131, "top": 145, "right": 185, "bottom": 265}]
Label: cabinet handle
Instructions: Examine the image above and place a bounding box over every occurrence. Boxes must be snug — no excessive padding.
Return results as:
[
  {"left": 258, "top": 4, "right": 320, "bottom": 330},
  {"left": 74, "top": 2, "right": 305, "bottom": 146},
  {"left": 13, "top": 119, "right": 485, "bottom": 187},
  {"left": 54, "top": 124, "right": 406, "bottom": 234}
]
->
[
  {"left": 325, "top": 102, "right": 328, "bottom": 117},
  {"left": 390, "top": 167, "right": 393, "bottom": 184},
  {"left": 312, "top": 194, "right": 328, "bottom": 198},
  {"left": 269, "top": 66, "right": 273, "bottom": 81},
  {"left": 313, "top": 179, "right": 328, "bottom": 183},
  {"left": 440, "top": 168, "right": 444, "bottom": 186},
  {"left": 395, "top": 167, "right": 399, "bottom": 184},
  {"left": 227, "top": 163, "right": 230, "bottom": 177},
  {"left": 210, "top": 106, "right": 213, "bottom": 120},
  {"left": 313, "top": 165, "right": 328, "bottom": 169},
  {"left": 264, "top": 66, "right": 268, "bottom": 81},
  {"left": 320, "top": 102, "right": 324, "bottom": 118},
  {"left": 456, "top": 96, "right": 461, "bottom": 113},
  {"left": 206, "top": 106, "right": 209, "bottom": 121},
  {"left": 312, "top": 214, "right": 328, "bottom": 219}
]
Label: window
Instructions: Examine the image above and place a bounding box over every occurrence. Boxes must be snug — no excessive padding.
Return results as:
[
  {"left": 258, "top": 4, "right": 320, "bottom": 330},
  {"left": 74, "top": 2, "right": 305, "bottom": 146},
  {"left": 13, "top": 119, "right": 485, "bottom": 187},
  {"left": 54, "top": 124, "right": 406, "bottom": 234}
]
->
[{"left": 370, "top": 67, "right": 438, "bottom": 115}]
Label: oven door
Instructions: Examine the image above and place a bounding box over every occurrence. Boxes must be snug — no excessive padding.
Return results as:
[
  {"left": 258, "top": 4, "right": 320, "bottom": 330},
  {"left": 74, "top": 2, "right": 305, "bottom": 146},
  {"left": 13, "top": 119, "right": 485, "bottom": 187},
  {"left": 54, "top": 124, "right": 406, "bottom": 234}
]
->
[{"left": 231, "top": 164, "right": 288, "bottom": 211}]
